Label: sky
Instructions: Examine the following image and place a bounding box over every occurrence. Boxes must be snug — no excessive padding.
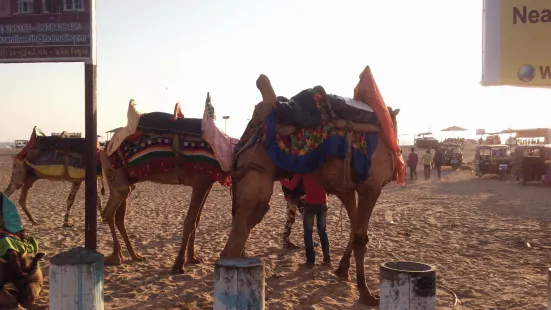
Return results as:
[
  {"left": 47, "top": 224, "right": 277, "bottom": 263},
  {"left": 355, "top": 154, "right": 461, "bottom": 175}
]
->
[{"left": 0, "top": 0, "right": 550, "bottom": 145}]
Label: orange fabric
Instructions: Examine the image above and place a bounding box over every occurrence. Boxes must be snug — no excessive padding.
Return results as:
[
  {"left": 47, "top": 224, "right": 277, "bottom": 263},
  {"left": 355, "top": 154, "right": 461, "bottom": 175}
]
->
[{"left": 353, "top": 66, "right": 405, "bottom": 184}]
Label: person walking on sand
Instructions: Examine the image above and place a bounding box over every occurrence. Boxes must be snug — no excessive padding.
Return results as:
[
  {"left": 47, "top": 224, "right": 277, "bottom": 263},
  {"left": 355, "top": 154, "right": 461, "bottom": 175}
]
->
[
  {"left": 421, "top": 149, "right": 433, "bottom": 180},
  {"left": 434, "top": 147, "right": 445, "bottom": 180},
  {"left": 407, "top": 148, "right": 419, "bottom": 180},
  {"left": 281, "top": 174, "right": 330, "bottom": 266},
  {"left": 280, "top": 177, "right": 306, "bottom": 249}
]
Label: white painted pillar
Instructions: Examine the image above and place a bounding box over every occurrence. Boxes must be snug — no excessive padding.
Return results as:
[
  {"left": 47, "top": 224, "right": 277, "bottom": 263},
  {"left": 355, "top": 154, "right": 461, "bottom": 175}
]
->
[
  {"left": 380, "top": 261, "right": 436, "bottom": 310},
  {"left": 49, "top": 247, "right": 105, "bottom": 310},
  {"left": 213, "top": 257, "right": 265, "bottom": 310},
  {"left": 548, "top": 268, "right": 551, "bottom": 310}
]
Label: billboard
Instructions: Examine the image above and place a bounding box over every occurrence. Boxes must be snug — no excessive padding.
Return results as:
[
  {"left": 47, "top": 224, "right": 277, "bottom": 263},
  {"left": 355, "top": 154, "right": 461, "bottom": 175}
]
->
[
  {"left": 0, "top": 0, "right": 95, "bottom": 63},
  {"left": 481, "top": 0, "right": 551, "bottom": 87}
]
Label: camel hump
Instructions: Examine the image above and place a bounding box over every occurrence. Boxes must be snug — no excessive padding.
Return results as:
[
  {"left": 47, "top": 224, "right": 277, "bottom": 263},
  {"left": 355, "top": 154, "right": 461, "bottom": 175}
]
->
[{"left": 256, "top": 74, "right": 276, "bottom": 105}]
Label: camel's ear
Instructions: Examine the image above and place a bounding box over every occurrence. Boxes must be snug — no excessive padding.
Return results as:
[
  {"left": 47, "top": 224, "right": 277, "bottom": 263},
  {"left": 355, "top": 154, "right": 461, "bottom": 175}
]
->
[
  {"left": 393, "top": 108, "right": 400, "bottom": 116},
  {"left": 34, "top": 253, "right": 45, "bottom": 261}
]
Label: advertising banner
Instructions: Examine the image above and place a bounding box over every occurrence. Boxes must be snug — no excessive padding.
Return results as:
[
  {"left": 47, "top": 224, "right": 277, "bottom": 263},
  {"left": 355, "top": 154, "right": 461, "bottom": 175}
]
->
[
  {"left": 482, "top": 0, "right": 551, "bottom": 87},
  {"left": 0, "top": 0, "right": 95, "bottom": 63}
]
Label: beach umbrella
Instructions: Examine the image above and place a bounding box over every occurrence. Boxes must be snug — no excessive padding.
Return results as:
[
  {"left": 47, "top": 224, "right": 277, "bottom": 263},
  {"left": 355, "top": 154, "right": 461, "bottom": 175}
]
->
[{"left": 417, "top": 132, "right": 433, "bottom": 137}]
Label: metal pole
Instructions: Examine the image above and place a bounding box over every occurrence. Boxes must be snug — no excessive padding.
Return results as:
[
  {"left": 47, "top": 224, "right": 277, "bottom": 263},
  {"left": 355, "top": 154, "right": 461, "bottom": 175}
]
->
[
  {"left": 84, "top": 63, "right": 97, "bottom": 251},
  {"left": 223, "top": 116, "right": 230, "bottom": 133}
]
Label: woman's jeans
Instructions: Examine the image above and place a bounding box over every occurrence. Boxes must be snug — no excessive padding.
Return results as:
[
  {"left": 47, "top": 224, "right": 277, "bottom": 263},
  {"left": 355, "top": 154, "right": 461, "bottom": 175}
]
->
[{"left": 303, "top": 203, "right": 330, "bottom": 263}]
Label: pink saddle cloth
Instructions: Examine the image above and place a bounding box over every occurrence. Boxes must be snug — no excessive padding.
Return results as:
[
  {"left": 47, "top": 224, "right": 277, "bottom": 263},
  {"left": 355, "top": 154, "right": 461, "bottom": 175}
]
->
[{"left": 201, "top": 109, "right": 238, "bottom": 172}]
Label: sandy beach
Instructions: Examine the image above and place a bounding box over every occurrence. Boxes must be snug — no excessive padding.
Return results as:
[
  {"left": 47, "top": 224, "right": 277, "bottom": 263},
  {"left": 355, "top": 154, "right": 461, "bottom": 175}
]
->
[{"left": 0, "top": 146, "right": 550, "bottom": 309}]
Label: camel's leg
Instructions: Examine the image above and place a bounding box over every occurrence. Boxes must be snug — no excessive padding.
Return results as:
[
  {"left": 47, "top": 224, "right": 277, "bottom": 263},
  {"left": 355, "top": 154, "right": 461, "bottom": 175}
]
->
[
  {"left": 102, "top": 190, "right": 128, "bottom": 266},
  {"left": 96, "top": 178, "right": 105, "bottom": 223},
  {"left": 353, "top": 186, "right": 382, "bottom": 307},
  {"left": 63, "top": 181, "right": 81, "bottom": 227},
  {"left": 19, "top": 179, "right": 38, "bottom": 225},
  {"left": 16, "top": 282, "right": 42, "bottom": 309},
  {"left": 115, "top": 200, "right": 145, "bottom": 262},
  {"left": 3, "top": 183, "right": 15, "bottom": 197},
  {"left": 171, "top": 180, "right": 213, "bottom": 273},
  {"left": 334, "top": 191, "right": 357, "bottom": 279},
  {"left": 221, "top": 171, "right": 273, "bottom": 258},
  {"left": 185, "top": 183, "right": 213, "bottom": 265}
]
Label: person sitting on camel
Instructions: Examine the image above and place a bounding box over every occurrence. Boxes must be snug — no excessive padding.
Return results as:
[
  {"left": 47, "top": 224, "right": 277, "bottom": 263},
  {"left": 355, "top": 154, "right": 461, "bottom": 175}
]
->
[{"left": 0, "top": 193, "right": 44, "bottom": 309}]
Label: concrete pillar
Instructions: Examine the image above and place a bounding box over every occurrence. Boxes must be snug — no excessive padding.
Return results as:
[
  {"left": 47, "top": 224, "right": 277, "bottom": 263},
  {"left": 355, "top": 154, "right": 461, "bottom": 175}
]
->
[
  {"left": 213, "top": 257, "right": 265, "bottom": 310},
  {"left": 49, "top": 247, "right": 104, "bottom": 310},
  {"left": 380, "top": 261, "right": 436, "bottom": 310}
]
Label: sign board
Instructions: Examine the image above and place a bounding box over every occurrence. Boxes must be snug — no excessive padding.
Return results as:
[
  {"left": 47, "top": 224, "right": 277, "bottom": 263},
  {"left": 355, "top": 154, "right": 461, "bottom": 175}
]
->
[
  {"left": 476, "top": 129, "right": 486, "bottom": 135},
  {"left": 481, "top": 0, "right": 551, "bottom": 87},
  {"left": 0, "top": 0, "right": 96, "bottom": 63}
]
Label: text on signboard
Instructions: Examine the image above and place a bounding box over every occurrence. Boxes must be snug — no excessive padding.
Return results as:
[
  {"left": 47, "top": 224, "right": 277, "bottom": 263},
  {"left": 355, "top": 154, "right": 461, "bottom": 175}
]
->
[
  {"left": 0, "top": 23, "right": 83, "bottom": 34},
  {"left": 513, "top": 6, "right": 551, "bottom": 24},
  {"left": 0, "top": 46, "right": 90, "bottom": 59}
]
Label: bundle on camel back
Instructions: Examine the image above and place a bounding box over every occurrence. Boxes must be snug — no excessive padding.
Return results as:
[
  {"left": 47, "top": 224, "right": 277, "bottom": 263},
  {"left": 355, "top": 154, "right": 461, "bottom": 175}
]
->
[
  {"left": 221, "top": 66, "right": 405, "bottom": 307},
  {"left": 100, "top": 94, "right": 238, "bottom": 273},
  {"left": 0, "top": 193, "right": 45, "bottom": 309},
  {"left": 4, "top": 127, "right": 105, "bottom": 227}
]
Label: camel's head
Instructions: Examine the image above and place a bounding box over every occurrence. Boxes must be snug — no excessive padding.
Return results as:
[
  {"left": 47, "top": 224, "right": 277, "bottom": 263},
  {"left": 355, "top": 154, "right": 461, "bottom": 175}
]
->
[
  {"left": 387, "top": 107, "right": 400, "bottom": 139},
  {"left": 9, "top": 157, "right": 27, "bottom": 189},
  {"left": 11, "top": 251, "right": 44, "bottom": 308}
]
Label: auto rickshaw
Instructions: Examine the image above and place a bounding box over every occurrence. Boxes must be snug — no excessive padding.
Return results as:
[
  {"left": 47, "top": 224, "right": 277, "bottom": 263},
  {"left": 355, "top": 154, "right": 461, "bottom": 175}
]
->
[
  {"left": 511, "top": 144, "right": 551, "bottom": 185},
  {"left": 474, "top": 145, "right": 512, "bottom": 179},
  {"left": 439, "top": 143, "right": 463, "bottom": 169}
]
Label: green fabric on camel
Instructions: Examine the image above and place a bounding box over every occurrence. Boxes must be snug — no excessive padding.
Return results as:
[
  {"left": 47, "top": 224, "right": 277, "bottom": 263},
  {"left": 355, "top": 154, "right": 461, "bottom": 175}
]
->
[{"left": 0, "top": 193, "right": 39, "bottom": 257}]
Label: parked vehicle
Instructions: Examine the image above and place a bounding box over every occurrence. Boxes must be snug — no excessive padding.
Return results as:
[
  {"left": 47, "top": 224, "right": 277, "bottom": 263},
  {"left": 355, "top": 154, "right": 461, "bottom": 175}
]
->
[
  {"left": 511, "top": 144, "right": 551, "bottom": 185},
  {"left": 439, "top": 143, "right": 463, "bottom": 169},
  {"left": 474, "top": 145, "right": 513, "bottom": 179}
]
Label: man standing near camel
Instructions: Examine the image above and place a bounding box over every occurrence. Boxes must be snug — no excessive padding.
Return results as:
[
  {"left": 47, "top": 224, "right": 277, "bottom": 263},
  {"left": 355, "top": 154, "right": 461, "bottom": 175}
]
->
[
  {"left": 434, "top": 147, "right": 445, "bottom": 180},
  {"left": 421, "top": 149, "right": 434, "bottom": 180},
  {"left": 280, "top": 177, "right": 306, "bottom": 249},
  {"left": 407, "top": 148, "right": 419, "bottom": 180},
  {"left": 281, "top": 174, "right": 331, "bottom": 266}
]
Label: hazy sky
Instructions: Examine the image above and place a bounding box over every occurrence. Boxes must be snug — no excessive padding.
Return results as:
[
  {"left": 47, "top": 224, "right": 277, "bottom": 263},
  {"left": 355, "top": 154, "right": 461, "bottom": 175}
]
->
[{"left": 0, "top": 0, "right": 549, "bottom": 144}]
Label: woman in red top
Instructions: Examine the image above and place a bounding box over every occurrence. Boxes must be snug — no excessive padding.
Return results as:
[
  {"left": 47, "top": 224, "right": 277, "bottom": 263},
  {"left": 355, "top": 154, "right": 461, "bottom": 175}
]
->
[{"left": 281, "top": 173, "right": 330, "bottom": 265}]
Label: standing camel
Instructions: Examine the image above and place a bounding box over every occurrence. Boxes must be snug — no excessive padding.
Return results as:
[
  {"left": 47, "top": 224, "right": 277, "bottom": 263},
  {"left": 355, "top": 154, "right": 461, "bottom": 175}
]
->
[
  {"left": 99, "top": 95, "right": 233, "bottom": 273},
  {"left": 4, "top": 129, "right": 105, "bottom": 227},
  {"left": 220, "top": 71, "right": 404, "bottom": 307}
]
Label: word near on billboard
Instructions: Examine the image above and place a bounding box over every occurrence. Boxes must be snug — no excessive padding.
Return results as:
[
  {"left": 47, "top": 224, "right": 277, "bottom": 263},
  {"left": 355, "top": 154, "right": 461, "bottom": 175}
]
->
[
  {"left": 481, "top": 0, "right": 551, "bottom": 88},
  {"left": 0, "top": 0, "right": 94, "bottom": 63}
]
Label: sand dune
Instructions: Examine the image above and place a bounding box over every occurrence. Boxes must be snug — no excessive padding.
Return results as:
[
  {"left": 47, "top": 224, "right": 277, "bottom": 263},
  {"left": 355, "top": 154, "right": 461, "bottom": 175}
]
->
[{"left": 0, "top": 146, "right": 549, "bottom": 309}]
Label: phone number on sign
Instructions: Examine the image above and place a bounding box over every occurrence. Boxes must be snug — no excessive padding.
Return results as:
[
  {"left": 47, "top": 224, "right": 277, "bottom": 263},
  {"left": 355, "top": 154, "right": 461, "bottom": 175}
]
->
[
  {"left": 0, "top": 23, "right": 82, "bottom": 34},
  {"left": 0, "top": 46, "right": 90, "bottom": 59}
]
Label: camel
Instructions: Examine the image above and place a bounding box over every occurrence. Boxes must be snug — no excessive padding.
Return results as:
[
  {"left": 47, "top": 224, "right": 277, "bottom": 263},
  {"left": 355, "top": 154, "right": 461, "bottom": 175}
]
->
[
  {"left": 220, "top": 73, "right": 404, "bottom": 307},
  {"left": 99, "top": 95, "right": 234, "bottom": 273},
  {"left": 4, "top": 129, "right": 105, "bottom": 227}
]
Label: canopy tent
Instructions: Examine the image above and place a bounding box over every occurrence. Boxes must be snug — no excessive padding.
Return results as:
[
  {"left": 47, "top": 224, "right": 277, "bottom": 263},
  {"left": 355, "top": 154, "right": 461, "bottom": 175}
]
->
[
  {"left": 105, "top": 127, "right": 123, "bottom": 141},
  {"left": 417, "top": 132, "right": 433, "bottom": 137},
  {"left": 441, "top": 126, "right": 467, "bottom": 132},
  {"left": 440, "top": 126, "right": 468, "bottom": 142}
]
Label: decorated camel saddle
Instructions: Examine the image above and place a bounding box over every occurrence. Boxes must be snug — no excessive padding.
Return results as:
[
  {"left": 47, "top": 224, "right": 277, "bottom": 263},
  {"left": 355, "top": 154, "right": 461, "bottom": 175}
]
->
[
  {"left": 104, "top": 94, "right": 238, "bottom": 185},
  {"left": 14, "top": 127, "right": 102, "bottom": 179},
  {"left": 0, "top": 193, "right": 44, "bottom": 309},
  {"left": 235, "top": 66, "right": 405, "bottom": 185}
]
